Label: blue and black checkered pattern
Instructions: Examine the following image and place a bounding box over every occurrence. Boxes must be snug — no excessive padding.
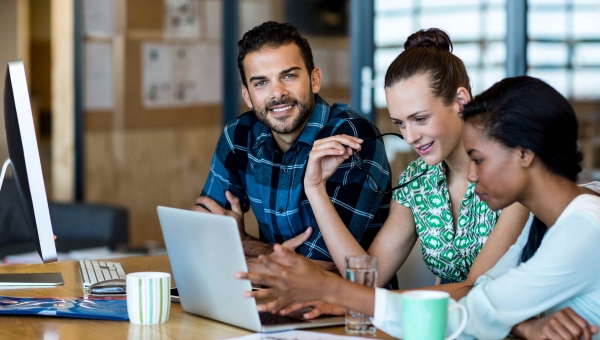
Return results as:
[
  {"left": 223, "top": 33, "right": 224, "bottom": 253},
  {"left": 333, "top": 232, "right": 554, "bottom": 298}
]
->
[{"left": 201, "top": 94, "right": 392, "bottom": 261}]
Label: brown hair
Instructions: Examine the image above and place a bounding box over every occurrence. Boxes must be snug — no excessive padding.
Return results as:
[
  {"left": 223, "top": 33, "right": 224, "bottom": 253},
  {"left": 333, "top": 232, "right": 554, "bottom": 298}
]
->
[
  {"left": 238, "top": 21, "right": 314, "bottom": 88},
  {"left": 384, "top": 28, "right": 471, "bottom": 105}
]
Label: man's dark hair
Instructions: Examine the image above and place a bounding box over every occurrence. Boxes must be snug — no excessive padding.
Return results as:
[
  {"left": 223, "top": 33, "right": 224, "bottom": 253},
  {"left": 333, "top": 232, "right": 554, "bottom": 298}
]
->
[{"left": 237, "top": 21, "right": 314, "bottom": 88}]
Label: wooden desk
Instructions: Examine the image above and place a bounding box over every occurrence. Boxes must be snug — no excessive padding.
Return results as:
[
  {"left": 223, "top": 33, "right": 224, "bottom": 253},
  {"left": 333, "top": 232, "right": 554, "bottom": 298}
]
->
[{"left": 0, "top": 255, "right": 395, "bottom": 340}]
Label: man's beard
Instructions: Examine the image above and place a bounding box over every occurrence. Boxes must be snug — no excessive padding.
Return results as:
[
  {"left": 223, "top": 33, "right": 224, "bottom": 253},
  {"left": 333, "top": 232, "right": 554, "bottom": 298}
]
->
[{"left": 254, "top": 89, "right": 314, "bottom": 135}]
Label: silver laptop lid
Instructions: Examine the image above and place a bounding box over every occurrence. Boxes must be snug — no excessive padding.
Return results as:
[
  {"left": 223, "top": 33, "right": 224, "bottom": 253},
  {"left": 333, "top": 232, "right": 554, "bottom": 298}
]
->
[{"left": 157, "top": 206, "right": 261, "bottom": 332}]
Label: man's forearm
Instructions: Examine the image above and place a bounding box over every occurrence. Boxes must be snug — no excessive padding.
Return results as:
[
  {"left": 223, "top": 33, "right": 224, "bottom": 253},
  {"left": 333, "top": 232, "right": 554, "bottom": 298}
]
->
[
  {"left": 242, "top": 234, "right": 273, "bottom": 257},
  {"left": 246, "top": 256, "right": 270, "bottom": 274}
]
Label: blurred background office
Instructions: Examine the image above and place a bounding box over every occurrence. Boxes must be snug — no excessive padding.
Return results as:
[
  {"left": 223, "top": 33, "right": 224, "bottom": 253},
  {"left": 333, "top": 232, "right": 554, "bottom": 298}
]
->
[{"left": 0, "top": 0, "right": 598, "bottom": 286}]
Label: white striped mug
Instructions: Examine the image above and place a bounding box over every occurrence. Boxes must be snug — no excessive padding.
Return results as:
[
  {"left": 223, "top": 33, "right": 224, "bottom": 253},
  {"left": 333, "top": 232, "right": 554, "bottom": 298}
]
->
[{"left": 126, "top": 272, "right": 171, "bottom": 324}]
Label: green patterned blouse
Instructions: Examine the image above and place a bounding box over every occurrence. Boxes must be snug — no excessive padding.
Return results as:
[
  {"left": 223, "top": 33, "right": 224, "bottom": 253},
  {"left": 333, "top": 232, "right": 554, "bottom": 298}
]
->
[{"left": 392, "top": 158, "right": 501, "bottom": 282}]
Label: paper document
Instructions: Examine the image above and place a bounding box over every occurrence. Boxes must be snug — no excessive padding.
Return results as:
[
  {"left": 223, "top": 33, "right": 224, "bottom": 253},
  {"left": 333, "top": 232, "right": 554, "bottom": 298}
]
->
[
  {"left": 195, "top": 43, "right": 222, "bottom": 104},
  {"left": 240, "top": 0, "right": 272, "bottom": 37},
  {"left": 142, "top": 43, "right": 174, "bottom": 108},
  {"left": 83, "top": 0, "right": 115, "bottom": 38},
  {"left": 164, "top": 0, "right": 202, "bottom": 39},
  {"left": 223, "top": 330, "right": 382, "bottom": 340},
  {"left": 84, "top": 42, "right": 114, "bottom": 110},
  {"left": 205, "top": 0, "right": 221, "bottom": 40},
  {"left": 172, "top": 45, "right": 201, "bottom": 105},
  {"left": 142, "top": 42, "right": 222, "bottom": 108}
]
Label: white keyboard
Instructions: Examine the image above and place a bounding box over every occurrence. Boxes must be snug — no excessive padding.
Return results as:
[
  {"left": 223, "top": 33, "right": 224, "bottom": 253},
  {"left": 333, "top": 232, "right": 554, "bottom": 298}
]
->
[{"left": 79, "top": 260, "right": 127, "bottom": 288}]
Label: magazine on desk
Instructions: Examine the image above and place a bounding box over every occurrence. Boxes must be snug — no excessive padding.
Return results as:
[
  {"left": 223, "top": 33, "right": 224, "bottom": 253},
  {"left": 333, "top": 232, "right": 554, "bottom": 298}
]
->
[{"left": 0, "top": 295, "right": 128, "bottom": 320}]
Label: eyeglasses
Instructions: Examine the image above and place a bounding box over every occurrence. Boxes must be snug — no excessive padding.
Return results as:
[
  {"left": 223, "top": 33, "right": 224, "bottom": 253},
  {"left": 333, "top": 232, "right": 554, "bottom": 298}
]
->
[{"left": 352, "top": 133, "right": 426, "bottom": 194}]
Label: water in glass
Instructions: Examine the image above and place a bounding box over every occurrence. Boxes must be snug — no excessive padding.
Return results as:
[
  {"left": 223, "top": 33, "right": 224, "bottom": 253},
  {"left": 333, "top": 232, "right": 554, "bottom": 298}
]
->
[{"left": 345, "top": 267, "right": 377, "bottom": 335}]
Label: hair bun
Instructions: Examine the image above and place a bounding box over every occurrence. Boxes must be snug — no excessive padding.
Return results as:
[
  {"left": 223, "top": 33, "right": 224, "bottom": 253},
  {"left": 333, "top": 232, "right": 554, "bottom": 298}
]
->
[{"left": 404, "top": 28, "right": 453, "bottom": 52}]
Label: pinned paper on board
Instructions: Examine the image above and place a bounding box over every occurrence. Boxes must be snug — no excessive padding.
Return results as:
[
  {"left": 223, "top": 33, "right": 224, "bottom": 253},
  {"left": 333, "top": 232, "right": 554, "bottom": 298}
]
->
[
  {"left": 164, "top": 0, "right": 202, "bottom": 39},
  {"left": 142, "top": 43, "right": 173, "bottom": 108},
  {"left": 142, "top": 42, "right": 222, "bottom": 108},
  {"left": 205, "top": 0, "right": 222, "bottom": 40},
  {"left": 84, "top": 42, "right": 114, "bottom": 110},
  {"left": 195, "top": 43, "right": 222, "bottom": 104},
  {"left": 172, "top": 45, "right": 200, "bottom": 104},
  {"left": 240, "top": 0, "right": 272, "bottom": 37},
  {"left": 83, "top": 0, "right": 115, "bottom": 38}
]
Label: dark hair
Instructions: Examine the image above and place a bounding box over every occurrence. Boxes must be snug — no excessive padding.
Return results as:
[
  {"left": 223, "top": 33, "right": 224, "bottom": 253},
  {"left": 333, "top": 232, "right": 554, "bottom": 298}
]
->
[
  {"left": 237, "top": 21, "right": 314, "bottom": 88},
  {"left": 462, "top": 76, "right": 583, "bottom": 262},
  {"left": 384, "top": 28, "right": 472, "bottom": 105}
]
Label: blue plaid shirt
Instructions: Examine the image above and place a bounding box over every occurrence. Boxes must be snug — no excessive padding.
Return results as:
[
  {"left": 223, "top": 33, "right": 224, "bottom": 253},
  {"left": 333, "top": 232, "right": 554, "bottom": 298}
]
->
[{"left": 201, "top": 94, "right": 391, "bottom": 261}]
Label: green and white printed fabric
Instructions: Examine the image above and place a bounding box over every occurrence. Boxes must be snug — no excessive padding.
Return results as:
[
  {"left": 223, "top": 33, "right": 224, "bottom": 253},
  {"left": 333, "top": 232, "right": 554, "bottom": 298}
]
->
[{"left": 392, "top": 158, "right": 501, "bottom": 282}]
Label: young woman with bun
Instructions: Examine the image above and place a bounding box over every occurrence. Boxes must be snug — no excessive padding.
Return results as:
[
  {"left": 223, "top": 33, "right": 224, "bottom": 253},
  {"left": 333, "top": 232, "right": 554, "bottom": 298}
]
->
[
  {"left": 238, "top": 76, "right": 600, "bottom": 340},
  {"left": 266, "top": 28, "right": 530, "bottom": 318}
]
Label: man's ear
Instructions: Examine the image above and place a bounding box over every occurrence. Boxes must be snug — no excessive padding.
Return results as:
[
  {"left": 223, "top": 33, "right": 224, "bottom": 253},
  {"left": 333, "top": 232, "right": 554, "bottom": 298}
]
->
[
  {"left": 241, "top": 85, "right": 253, "bottom": 109},
  {"left": 311, "top": 67, "right": 322, "bottom": 94},
  {"left": 455, "top": 87, "right": 471, "bottom": 113},
  {"left": 518, "top": 147, "right": 535, "bottom": 168}
]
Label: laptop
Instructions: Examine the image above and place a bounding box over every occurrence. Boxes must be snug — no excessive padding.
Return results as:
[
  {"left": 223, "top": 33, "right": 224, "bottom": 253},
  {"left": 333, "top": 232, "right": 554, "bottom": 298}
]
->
[{"left": 157, "top": 206, "right": 345, "bottom": 332}]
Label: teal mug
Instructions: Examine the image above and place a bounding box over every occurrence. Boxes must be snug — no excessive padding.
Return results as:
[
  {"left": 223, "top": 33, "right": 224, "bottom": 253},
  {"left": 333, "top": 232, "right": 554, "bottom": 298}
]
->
[{"left": 401, "top": 290, "right": 467, "bottom": 340}]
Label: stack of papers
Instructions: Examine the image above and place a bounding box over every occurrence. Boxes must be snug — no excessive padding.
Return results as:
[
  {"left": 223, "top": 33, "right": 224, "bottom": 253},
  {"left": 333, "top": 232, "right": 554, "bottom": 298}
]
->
[{"left": 223, "top": 330, "right": 382, "bottom": 340}]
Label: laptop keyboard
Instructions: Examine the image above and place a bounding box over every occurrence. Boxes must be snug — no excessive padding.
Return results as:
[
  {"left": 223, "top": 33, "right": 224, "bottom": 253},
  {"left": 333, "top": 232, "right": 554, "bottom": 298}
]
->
[
  {"left": 259, "top": 312, "right": 309, "bottom": 325},
  {"left": 79, "top": 260, "right": 127, "bottom": 288}
]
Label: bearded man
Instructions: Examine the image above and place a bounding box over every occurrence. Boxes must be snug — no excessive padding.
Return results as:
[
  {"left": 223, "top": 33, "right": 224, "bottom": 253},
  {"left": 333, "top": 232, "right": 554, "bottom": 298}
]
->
[{"left": 194, "top": 21, "right": 391, "bottom": 275}]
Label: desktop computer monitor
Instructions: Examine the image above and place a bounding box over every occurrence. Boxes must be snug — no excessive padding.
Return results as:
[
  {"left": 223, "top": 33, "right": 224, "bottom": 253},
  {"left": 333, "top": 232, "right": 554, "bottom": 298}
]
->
[{"left": 2, "top": 60, "right": 57, "bottom": 264}]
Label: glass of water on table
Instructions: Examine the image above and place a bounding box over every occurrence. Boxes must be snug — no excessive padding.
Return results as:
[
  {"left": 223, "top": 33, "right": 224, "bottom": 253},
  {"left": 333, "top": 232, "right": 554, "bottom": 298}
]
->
[{"left": 345, "top": 255, "right": 378, "bottom": 335}]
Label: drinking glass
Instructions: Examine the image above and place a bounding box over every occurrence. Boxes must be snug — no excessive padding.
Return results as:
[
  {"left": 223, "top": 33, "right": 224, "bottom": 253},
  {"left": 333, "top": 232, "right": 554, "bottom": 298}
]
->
[{"left": 345, "top": 255, "right": 378, "bottom": 335}]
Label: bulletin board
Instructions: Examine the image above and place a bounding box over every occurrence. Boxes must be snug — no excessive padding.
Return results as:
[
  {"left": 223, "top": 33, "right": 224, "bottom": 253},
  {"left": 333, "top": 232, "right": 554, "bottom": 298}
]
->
[
  {"left": 81, "top": 0, "right": 349, "bottom": 132},
  {"left": 83, "top": 0, "right": 225, "bottom": 131}
]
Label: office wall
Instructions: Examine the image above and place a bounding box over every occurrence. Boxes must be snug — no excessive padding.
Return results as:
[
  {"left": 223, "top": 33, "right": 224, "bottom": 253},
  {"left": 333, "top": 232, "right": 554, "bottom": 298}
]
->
[
  {"left": 30, "top": 0, "right": 53, "bottom": 195},
  {"left": 30, "top": 0, "right": 51, "bottom": 118},
  {"left": 0, "top": 0, "right": 30, "bottom": 164},
  {"left": 84, "top": 0, "right": 225, "bottom": 243}
]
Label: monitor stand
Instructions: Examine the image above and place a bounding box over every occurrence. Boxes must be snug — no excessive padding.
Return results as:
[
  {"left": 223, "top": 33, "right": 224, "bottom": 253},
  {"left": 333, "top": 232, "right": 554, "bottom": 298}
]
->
[
  {"left": 0, "top": 158, "right": 64, "bottom": 286},
  {"left": 0, "top": 273, "right": 63, "bottom": 286}
]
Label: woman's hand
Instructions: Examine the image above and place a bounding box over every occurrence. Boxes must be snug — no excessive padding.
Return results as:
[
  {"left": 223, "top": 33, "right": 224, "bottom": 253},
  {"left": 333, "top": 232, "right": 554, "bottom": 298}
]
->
[
  {"left": 304, "top": 135, "right": 363, "bottom": 191},
  {"left": 235, "top": 244, "right": 343, "bottom": 314},
  {"left": 514, "top": 308, "right": 599, "bottom": 340}
]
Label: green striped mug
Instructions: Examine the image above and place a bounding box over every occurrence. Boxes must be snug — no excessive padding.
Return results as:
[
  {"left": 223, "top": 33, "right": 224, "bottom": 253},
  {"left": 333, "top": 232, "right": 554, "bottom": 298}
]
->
[{"left": 126, "top": 272, "right": 171, "bottom": 324}]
